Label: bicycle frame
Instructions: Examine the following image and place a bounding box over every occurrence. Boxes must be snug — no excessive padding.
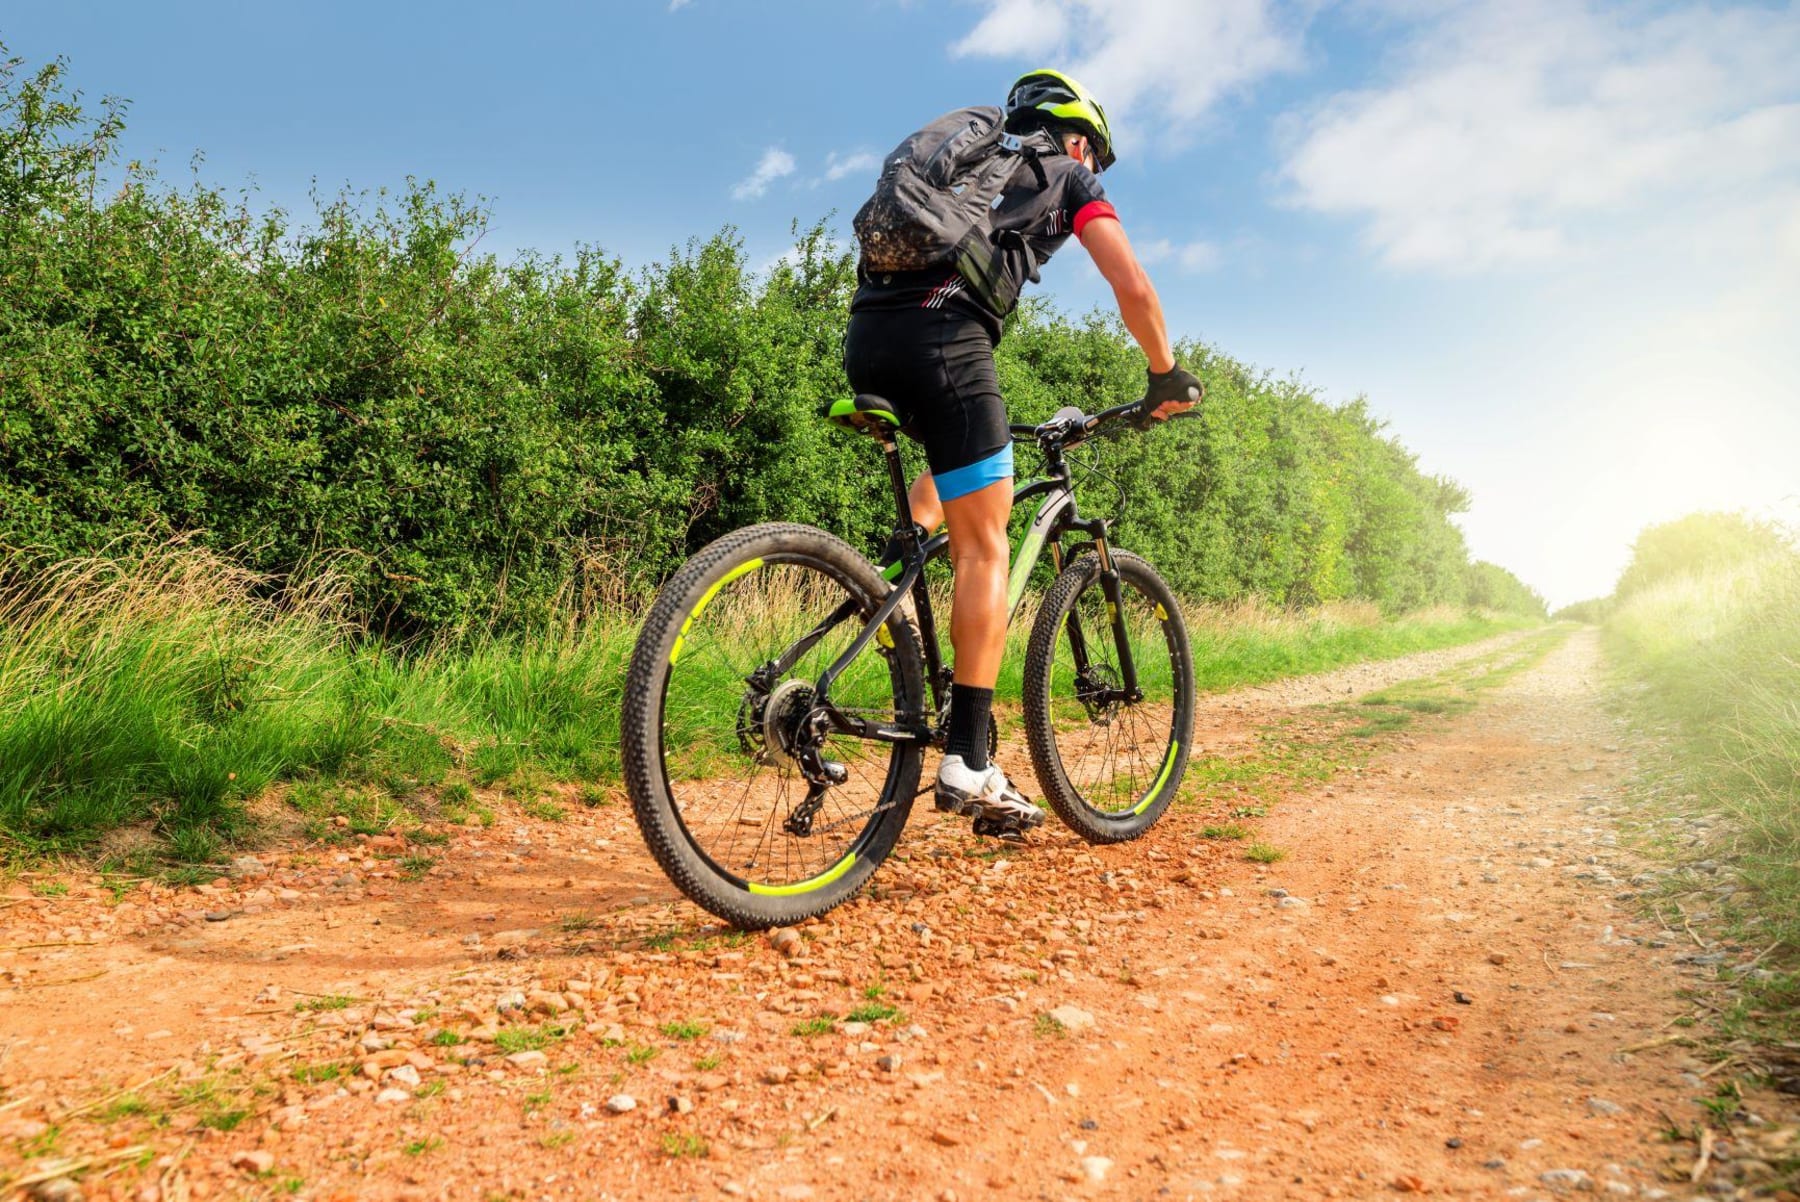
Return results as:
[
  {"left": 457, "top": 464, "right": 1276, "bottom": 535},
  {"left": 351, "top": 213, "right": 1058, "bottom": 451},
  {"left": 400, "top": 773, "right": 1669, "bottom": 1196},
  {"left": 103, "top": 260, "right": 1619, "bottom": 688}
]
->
[{"left": 803, "top": 416, "right": 1141, "bottom": 751}]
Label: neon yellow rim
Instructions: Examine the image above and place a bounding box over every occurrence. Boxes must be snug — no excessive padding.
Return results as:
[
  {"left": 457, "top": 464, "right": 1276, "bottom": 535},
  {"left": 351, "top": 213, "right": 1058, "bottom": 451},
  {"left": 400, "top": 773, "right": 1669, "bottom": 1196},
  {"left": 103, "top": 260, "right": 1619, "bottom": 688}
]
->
[
  {"left": 671, "top": 558, "right": 763, "bottom": 664},
  {"left": 1131, "top": 739, "right": 1181, "bottom": 815},
  {"left": 747, "top": 853, "right": 858, "bottom": 896}
]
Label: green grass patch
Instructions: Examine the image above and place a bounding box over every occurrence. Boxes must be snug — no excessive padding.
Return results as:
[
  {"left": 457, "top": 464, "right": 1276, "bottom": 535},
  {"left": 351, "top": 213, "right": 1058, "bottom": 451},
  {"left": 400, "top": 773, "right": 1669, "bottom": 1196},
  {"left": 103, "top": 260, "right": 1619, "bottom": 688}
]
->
[
  {"left": 658, "top": 1020, "right": 708, "bottom": 1041},
  {"left": 661, "top": 1131, "right": 709, "bottom": 1158},
  {"left": 1201, "top": 823, "right": 1251, "bottom": 840},
  {"left": 789, "top": 1015, "right": 837, "bottom": 1038},
  {"left": 493, "top": 1022, "right": 572, "bottom": 1055},
  {"left": 845, "top": 1002, "right": 902, "bottom": 1024},
  {"left": 1244, "top": 842, "right": 1286, "bottom": 864},
  {"left": 402, "top": 1137, "right": 443, "bottom": 1157},
  {"left": 1033, "top": 1012, "right": 1067, "bottom": 1039},
  {"left": 293, "top": 995, "right": 356, "bottom": 1013},
  {"left": 624, "top": 1044, "right": 659, "bottom": 1065}
]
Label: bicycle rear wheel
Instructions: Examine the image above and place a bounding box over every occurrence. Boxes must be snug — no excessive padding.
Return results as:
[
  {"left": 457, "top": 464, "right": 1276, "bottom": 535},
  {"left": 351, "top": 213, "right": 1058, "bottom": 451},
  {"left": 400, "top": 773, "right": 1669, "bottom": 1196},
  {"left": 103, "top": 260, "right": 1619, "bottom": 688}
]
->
[
  {"left": 622, "top": 523, "right": 926, "bottom": 928},
  {"left": 1022, "top": 549, "right": 1194, "bottom": 842}
]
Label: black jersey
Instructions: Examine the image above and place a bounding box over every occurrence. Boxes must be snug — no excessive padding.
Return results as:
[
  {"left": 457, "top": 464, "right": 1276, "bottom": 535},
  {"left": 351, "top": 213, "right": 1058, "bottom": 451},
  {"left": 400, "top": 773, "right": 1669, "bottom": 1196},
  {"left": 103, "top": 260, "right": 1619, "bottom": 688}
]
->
[{"left": 851, "top": 154, "right": 1115, "bottom": 342}]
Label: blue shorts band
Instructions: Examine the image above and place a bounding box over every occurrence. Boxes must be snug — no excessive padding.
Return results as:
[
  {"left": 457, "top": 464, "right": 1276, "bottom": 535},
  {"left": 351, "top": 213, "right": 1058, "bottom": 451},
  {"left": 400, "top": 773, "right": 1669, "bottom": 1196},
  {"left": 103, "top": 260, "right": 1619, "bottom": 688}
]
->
[{"left": 933, "top": 444, "right": 1013, "bottom": 502}]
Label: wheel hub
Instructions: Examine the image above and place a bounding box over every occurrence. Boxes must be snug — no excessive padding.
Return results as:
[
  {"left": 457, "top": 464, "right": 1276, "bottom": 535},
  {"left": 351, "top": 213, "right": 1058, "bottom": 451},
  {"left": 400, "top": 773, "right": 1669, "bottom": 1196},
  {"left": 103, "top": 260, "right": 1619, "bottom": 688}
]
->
[
  {"left": 761, "top": 679, "right": 817, "bottom": 769},
  {"left": 1074, "top": 664, "right": 1124, "bottom": 723}
]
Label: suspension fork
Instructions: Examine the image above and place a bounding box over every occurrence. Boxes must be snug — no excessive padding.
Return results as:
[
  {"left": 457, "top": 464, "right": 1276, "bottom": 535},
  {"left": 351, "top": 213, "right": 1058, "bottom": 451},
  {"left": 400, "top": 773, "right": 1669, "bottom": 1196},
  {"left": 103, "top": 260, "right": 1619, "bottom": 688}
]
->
[{"left": 1067, "top": 519, "right": 1142, "bottom": 699}]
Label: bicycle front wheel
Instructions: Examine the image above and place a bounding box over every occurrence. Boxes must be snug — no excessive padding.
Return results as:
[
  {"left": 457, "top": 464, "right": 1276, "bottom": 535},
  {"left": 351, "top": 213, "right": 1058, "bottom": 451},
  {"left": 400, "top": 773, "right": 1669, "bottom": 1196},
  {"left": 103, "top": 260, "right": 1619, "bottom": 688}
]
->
[
  {"left": 621, "top": 523, "right": 926, "bottom": 928},
  {"left": 1022, "top": 549, "right": 1194, "bottom": 842}
]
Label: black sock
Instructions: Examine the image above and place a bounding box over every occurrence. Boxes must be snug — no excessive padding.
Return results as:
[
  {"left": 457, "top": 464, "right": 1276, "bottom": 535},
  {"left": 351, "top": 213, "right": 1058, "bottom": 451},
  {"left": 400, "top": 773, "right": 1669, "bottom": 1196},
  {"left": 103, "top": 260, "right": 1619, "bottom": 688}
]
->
[{"left": 946, "top": 683, "right": 994, "bottom": 772}]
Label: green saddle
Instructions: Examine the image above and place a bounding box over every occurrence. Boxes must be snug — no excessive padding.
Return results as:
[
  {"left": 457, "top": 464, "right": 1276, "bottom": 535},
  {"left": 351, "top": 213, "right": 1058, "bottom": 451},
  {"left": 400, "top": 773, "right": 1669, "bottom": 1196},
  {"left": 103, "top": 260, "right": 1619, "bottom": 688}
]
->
[{"left": 826, "top": 394, "right": 903, "bottom": 436}]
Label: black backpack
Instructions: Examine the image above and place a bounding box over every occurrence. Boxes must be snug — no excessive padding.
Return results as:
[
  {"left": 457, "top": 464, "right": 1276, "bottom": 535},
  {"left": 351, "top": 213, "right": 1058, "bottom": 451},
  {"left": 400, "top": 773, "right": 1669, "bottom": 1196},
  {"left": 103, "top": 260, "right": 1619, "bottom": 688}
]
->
[{"left": 853, "top": 106, "right": 1057, "bottom": 316}]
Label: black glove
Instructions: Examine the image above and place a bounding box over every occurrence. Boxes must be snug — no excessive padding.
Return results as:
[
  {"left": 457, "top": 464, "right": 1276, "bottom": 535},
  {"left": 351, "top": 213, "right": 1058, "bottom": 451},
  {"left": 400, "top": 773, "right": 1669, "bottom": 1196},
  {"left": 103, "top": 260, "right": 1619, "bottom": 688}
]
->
[{"left": 1136, "top": 364, "right": 1205, "bottom": 428}]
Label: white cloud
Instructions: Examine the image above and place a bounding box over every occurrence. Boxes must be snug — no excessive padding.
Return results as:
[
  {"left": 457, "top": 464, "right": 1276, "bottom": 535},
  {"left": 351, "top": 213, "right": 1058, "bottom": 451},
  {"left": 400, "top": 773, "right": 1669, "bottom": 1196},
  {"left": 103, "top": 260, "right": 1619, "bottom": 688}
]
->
[
  {"left": 668, "top": 0, "right": 690, "bottom": 10},
  {"left": 1136, "top": 236, "right": 1221, "bottom": 272},
  {"left": 822, "top": 150, "right": 880, "bottom": 184},
  {"left": 730, "top": 147, "right": 797, "bottom": 201},
  {"left": 1278, "top": 0, "right": 1800, "bottom": 271},
  {"left": 951, "top": 0, "right": 1307, "bottom": 152}
]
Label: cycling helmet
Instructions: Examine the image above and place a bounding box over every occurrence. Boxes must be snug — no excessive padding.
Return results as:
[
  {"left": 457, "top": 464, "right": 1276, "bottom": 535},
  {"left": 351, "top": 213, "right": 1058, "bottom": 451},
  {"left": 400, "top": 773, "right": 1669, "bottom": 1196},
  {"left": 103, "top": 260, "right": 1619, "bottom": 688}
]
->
[{"left": 1004, "top": 68, "right": 1115, "bottom": 171}]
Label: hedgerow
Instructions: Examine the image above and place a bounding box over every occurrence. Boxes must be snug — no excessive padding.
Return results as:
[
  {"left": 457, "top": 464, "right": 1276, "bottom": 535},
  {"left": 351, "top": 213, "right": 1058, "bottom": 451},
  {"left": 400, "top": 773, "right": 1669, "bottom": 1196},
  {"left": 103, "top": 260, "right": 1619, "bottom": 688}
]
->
[{"left": 0, "top": 50, "right": 1543, "bottom": 633}]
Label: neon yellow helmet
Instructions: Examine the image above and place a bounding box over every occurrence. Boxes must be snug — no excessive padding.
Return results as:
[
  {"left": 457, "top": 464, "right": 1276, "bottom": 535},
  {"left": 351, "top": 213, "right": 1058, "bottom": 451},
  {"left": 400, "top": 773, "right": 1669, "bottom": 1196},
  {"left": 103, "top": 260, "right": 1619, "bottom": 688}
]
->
[{"left": 1004, "top": 69, "right": 1115, "bottom": 171}]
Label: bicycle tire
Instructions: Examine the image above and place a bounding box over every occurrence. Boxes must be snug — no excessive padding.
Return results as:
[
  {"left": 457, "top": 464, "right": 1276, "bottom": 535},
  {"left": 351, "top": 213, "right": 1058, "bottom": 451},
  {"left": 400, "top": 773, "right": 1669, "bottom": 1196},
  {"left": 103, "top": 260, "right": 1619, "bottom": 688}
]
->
[
  {"left": 1022, "top": 549, "right": 1194, "bottom": 842},
  {"left": 622, "top": 522, "right": 926, "bottom": 928}
]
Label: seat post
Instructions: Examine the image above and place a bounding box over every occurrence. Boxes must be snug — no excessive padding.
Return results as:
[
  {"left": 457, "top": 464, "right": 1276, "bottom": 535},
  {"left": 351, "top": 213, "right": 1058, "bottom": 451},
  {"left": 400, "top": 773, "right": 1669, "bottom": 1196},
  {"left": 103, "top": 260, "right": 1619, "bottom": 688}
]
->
[{"left": 880, "top": 435, "right": 915, "bottom": 531}]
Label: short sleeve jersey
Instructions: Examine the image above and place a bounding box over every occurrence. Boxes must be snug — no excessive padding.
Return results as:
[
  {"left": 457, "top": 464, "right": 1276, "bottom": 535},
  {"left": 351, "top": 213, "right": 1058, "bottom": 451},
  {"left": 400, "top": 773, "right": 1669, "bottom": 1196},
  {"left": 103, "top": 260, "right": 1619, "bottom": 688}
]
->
[{"left": 851, "top": 153, "right": 1117, "bottom": 341}]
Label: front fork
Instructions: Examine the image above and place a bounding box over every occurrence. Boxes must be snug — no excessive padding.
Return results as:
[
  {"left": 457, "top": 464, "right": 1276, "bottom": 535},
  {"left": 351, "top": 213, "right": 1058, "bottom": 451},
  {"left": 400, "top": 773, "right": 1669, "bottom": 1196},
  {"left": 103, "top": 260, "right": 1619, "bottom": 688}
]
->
[{"left": 1063, "top": 526, "right": 1143, "bottom": 702}]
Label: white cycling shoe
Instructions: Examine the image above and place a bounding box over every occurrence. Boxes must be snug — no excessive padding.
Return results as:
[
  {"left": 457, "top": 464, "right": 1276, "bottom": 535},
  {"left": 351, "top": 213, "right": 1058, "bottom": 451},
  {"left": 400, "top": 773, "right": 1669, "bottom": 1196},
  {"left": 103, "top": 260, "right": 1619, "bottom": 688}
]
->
[{"left": 934, "top": 755, "right": 1046, "bottom": 831}]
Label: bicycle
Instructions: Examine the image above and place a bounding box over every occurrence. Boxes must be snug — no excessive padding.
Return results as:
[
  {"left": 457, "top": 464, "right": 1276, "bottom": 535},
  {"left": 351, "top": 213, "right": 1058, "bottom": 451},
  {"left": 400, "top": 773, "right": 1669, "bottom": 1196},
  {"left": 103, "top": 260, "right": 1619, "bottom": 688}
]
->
[{"left": 621, "top": 393, "right": 1196, "bottom": 928}]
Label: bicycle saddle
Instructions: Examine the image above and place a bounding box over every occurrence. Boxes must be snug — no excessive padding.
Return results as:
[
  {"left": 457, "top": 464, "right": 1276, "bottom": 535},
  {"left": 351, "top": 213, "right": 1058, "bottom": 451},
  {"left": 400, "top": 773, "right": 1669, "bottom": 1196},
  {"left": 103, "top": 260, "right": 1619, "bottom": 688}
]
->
[{"left": 826, "top": 394, "right": 904, "bottom": 436}]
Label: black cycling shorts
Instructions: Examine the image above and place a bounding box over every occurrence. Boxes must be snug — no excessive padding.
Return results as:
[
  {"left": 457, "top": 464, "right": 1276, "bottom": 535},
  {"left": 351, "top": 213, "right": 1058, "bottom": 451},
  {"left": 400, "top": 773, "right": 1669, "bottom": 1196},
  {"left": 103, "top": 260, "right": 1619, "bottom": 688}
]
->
[{"left": 842, "top": 308, "right": 1013, "bottom": 501}]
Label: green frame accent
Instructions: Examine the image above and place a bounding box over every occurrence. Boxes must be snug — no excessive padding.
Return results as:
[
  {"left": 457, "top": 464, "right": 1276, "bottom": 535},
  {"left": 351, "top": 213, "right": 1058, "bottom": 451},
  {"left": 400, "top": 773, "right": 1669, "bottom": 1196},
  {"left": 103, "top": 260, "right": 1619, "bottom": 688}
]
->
[
  {"left": 747, "top": 852, "right": 858, "bottom": 896},
  {"left": 1131, "top": 739, "right": 1181, "bottom": 815},
  {"left": 671, "top": 557, "right": 764, "bottom": 664}
]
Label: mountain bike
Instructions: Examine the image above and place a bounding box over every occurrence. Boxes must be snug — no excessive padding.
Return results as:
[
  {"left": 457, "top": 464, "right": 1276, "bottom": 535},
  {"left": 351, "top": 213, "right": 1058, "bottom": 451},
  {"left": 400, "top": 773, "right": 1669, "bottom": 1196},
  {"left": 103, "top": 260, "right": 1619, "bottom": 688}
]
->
[{"left": 621, "top": 393, "right": 1196, "bottom": 928}]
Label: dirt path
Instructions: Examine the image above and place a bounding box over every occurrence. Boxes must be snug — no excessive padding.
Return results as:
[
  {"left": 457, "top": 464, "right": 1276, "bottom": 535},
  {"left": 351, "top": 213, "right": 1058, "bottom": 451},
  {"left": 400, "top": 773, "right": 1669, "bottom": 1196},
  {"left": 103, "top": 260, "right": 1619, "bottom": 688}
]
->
[{"left": 1, "top": 629, "right": 1782, "bottom": 1201}]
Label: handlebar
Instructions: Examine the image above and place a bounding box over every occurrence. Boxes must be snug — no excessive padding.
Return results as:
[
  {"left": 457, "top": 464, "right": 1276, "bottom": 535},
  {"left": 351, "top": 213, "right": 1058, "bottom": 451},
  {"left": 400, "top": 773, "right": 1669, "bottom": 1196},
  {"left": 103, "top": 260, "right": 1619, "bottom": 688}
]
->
[{"left": 1009, "top": 396, "right": 1198, "bottom": 451}]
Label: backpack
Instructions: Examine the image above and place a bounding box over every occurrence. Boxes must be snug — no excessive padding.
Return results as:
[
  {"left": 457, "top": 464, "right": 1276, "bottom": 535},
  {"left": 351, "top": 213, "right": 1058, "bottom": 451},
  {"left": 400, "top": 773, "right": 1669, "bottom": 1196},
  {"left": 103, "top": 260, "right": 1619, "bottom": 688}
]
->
[{"left": 852, "top": 106, "right": 1057, "bottom": 316}]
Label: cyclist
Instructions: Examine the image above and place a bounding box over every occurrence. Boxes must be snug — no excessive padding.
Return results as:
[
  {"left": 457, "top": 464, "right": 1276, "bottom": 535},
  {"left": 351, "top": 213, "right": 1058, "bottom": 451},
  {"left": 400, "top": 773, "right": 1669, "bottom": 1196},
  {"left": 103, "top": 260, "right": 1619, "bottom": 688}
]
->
[{"left": 843, "top": 69, "right": 1203, "bottom": 838}]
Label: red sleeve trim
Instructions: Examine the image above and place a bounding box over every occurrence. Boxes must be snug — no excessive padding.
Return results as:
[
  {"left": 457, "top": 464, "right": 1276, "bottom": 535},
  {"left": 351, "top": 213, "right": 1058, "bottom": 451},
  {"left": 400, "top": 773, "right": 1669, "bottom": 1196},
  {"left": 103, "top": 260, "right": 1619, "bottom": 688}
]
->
[{"left": 1073, "top": 200, "right": 1119, "bottom": 239}]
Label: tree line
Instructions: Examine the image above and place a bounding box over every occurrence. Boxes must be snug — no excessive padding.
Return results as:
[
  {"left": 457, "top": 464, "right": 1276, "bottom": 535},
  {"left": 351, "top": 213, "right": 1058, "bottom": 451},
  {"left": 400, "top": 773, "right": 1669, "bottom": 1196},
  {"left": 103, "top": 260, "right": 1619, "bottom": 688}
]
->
[{"left": 0, "top": 51, "right": 1546, "bottom": 637}]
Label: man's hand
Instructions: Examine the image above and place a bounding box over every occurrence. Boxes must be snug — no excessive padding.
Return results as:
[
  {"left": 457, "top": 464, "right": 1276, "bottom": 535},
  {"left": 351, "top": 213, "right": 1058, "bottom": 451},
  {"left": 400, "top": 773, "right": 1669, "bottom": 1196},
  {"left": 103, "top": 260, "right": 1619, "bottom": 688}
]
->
[{"left": 1142, "top": 364, "right": 1204, "bottom": 422}]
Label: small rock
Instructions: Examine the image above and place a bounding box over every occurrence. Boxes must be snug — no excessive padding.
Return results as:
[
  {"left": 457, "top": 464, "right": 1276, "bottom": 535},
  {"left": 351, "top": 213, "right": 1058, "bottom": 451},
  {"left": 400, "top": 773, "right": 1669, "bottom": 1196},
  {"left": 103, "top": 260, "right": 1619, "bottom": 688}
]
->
[
  {"left": 505, "top": 1050, "right": 548, "bottom": 1069},
  {"left": 1046, "top": 1005, "right": 1096, "bottom": 1033},
  {"left": 606, "top": 1094, "right": 637, "bottom": 1114},
  {"left": 876, "top": 1054, "right": 902, "bottom": 1072},
  {"left": 496, "top": 990, "right": 527, "bottom": 1014},
  {"left": 387, "top": 1065, "right": 421, "bottom": 1088},
  {"left": 1487, "top": 951, "right": 1507, "bottom": 966},
  {"left": 930, "top": 1128, "right": 962, "bottom": 1147},
  {"left": 1453, "top": 991, "right": 1474, "bottom": 1005},
  {"left": 763, "top": 1065, "right": 791, "bottom": 1085},
  {"left": 227, "top": 856, "right": 268, "bottom": 880},
  {"left": 770, "top": 928, "right": 802, "bottom": 957},
  {"left": 203, "top": 910, "right": 232, "bottom": 922},
  {"left": 1080, "top": 1157, "right": 1114, "bottom": 1182},
  {"left": 1539, "top": 1169, "right": 1593, "bottom": 1192},
  {"left": 527, "top": 989, "right": 566, "bottom": 1015},
  {"left": 230, "top": 1150, "right": 275, "bottom": 1175},
  {"left": 696, "top": 1073, "right": 730, "bottom": 1092},
  {"left": 1586, "top": 1097, "right": 1624, "bottom": 1117},
  {"left": 668, "top": 1095, "right": 694, "bottom": 1114},
  {"left": 26, "top": 1179, "right": 82, "bottom": 1202},
  {"left": 375, "top": 1088, "right": 410, "bottom": 1104}
]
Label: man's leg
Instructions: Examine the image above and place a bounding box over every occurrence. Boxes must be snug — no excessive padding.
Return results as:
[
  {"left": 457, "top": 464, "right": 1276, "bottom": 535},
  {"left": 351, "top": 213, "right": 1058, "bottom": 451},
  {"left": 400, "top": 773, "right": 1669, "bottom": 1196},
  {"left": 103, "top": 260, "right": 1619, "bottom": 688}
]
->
[{"left": 941, "top": 476, "right": 1012, "bottom": 691}]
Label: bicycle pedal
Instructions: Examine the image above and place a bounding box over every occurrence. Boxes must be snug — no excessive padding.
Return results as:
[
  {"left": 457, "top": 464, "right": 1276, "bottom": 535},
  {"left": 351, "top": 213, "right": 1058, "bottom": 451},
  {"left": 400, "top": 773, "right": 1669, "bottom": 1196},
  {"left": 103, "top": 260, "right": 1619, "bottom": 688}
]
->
[{"left": 971, "top": 816, "right": 1030, "bottom": 843}]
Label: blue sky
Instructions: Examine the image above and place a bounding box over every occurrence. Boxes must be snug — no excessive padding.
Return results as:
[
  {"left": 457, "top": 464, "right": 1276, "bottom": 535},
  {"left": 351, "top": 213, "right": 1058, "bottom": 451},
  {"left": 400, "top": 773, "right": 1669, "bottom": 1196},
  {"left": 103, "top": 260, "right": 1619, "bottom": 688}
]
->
[{"left": 9, "top": 1, "right": 1798, "bottom": 607}]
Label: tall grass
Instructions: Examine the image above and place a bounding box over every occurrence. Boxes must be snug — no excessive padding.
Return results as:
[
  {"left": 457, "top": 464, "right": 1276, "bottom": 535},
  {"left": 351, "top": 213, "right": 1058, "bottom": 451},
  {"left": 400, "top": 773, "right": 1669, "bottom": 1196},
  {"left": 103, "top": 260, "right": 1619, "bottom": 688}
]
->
[
  {"left": 0, "top": 546, "right": 367, "bottom": 850},
  {"left": 0, "top": 544, "right": 633, "bottom": 856},
  {"left": 0, "top": 543, "right": 1528, "bottom": 858},
  {"left": 1606, "top": 550, "right": 1800, "bottom": 1016}
]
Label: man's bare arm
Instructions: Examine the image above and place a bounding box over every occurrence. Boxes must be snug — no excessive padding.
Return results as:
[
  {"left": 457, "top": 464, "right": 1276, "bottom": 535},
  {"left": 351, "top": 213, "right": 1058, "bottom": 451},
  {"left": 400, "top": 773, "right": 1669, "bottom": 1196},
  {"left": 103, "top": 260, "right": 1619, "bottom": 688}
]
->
[{"left": 1079, "top": 216, "right": 1176, "bottom": 374}]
